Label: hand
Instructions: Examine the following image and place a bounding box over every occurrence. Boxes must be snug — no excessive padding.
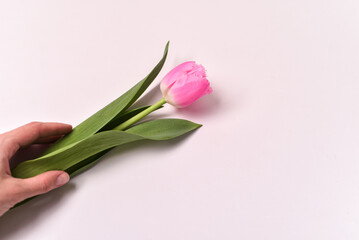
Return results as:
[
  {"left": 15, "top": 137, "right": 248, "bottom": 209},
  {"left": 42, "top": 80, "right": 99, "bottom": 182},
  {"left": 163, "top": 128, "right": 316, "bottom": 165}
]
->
[{"left": 0, "top": 122, "right": 72, "bottom": 216}]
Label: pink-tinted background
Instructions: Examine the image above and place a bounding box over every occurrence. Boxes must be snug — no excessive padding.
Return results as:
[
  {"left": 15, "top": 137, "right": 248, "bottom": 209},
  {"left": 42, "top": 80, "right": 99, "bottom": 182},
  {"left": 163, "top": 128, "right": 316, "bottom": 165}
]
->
[{"left": 0, "top": 0, "right": 359, "bottom": 239}]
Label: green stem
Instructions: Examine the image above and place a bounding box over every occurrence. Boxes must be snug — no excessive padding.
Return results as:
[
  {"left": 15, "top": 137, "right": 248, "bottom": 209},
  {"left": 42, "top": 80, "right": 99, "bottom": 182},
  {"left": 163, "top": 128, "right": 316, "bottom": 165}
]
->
[{"left": 115, "top": 98, "right": 167, "bottom": 130}]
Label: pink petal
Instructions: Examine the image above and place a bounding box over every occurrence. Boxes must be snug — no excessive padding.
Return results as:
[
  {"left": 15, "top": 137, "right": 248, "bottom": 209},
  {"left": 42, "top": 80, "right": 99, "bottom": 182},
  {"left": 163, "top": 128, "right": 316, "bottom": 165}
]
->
[{"left": 160, "top": 61, "right": 212, "bottom": 108}]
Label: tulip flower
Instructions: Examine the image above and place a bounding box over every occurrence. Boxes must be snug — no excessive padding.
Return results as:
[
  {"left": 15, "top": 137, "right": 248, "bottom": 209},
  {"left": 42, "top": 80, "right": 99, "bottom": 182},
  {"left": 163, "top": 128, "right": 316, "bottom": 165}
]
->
[
  {"left": 116, "top": 61, "right": 212, "bottom": 130},
  {"left": 160, "top": 61, "right": 212, "bottom": 108}
]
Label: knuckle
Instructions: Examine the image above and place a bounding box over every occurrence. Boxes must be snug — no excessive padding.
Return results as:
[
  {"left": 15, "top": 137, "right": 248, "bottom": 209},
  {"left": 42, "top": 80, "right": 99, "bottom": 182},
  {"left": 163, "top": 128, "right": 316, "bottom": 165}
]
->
[
  {"left": 27, "top": 121, "right": 42, "bottom": 129},
  {"left": 3, "top": 181, "right": 25, "bottom": 204},
  {"left": 0, "top": 135, "right": 5, "bottom": 146},
  {"left": 39, "top": 179, "right": 51, "bottom": 193},
  {"left": 28, "top": 121, "right": 41, "bottom": 126},
  {"left": 3, "top": 136, "right": 15, "bottom": 146},
  {"left": 27, "top": 121, "right": 43, "bottom": 137},
  {"left": 0, "top": 136, "right": 19, "bottom": 157}
]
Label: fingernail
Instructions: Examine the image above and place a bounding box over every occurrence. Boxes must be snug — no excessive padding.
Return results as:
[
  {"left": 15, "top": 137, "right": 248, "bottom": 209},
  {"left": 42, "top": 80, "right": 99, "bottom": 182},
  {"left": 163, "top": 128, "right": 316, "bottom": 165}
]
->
[{"left": 56, "top": 173, "right": 70, "bottom": 186}]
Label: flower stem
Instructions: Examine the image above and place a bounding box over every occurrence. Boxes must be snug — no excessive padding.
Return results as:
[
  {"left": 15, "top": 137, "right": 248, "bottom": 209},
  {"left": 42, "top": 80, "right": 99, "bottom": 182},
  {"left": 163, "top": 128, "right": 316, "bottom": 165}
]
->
[{"left": 114, "top": 98, "right": 167, "bottom": 130}]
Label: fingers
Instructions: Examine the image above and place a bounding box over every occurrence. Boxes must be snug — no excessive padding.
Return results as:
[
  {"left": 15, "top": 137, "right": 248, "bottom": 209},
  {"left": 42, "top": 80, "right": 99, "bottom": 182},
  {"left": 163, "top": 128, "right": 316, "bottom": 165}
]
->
[
  {"left": 0, "top": 170, "right": 70, "bottom": 213},
  {"left": 5, "top": 122, "right": 72, "bottom": 147},
  {"left": 0, "top": 122, "right": 72, "bottom": 160},
  {"left": 0, "top": 123, "right": 72, "bottom": 215},
  {"left": 12, "top": 171, "right": 70, "bottom": 203},
  {"left": 34, "top": 135, "right": 65, "bottom": 144}
]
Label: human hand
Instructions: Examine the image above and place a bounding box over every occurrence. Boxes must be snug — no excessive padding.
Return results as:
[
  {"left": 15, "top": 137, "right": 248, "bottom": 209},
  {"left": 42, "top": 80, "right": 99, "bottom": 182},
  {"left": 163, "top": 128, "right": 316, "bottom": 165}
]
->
[{"left": 0, "top": 122, "right": 72, "bottom": 216}]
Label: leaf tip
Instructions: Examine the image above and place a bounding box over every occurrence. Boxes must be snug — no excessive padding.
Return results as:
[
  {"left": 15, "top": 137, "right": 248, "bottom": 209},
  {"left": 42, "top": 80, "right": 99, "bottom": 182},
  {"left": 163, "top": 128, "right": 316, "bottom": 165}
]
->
[
  {"left": 164, "top": 41, "right": 170, "bottom": 53},
  {"left": 193, "top": 122, "right": 203, "bottom": 129}
]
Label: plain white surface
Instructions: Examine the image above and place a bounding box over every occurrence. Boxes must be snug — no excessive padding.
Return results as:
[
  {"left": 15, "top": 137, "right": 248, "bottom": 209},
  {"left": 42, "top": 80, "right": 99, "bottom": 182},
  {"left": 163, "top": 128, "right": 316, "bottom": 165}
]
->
[{"left": 0, "top": 0, "right": 359, "bottom": 239}]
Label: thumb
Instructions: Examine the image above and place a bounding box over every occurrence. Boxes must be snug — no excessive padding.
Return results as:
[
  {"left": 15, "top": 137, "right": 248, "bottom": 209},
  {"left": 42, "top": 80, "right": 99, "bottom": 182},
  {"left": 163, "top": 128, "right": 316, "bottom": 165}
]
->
[{"left": 17, "top": 171, "right": 70, "bottom": 200}]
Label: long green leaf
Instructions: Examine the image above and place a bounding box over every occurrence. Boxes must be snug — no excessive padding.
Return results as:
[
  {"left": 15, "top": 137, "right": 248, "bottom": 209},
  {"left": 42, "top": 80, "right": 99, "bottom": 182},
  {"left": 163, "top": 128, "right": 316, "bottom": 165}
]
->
[
  {"left": 67, "top": 105, "right": 164, "bottom": 177},
  {"left": 67, "top": 149, "right": 111, "bottom": 177},
  {"left": 12, "top": 119, "right": 201, "bottom": 179},
  {"left": 99, "top": 105, "right": 162, "bottom": 132},
  {"left": 41, "top": 42, "right": 169, "bottom": 156}
]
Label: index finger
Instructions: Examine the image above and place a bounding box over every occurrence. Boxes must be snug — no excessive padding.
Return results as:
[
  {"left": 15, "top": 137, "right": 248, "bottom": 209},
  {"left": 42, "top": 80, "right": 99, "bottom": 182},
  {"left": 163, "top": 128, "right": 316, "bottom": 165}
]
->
[{"left": 0, "top": 122, "right": 72, "bottom": 159}]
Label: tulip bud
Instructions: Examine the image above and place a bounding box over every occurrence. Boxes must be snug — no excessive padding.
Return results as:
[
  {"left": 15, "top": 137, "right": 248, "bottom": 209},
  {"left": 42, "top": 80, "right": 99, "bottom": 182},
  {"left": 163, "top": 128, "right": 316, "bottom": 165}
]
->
[{"left": 160, "top": 61, "right": 212, "bottom": 108}]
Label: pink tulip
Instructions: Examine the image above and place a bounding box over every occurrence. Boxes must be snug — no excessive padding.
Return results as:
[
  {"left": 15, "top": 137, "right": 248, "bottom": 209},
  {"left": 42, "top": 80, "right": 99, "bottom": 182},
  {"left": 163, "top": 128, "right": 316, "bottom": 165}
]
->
[
  {"left": 160, "top": 61, "right": 212, "bottom": 108},
  {"left": 116, "top": 62, "right": 212, "bottom": 130}
]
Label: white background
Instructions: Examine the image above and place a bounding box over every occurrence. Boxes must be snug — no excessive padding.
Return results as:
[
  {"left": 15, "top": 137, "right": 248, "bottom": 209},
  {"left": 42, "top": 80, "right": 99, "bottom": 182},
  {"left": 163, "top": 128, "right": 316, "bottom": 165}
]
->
[{"left": 0, "top": 0, "right": 359, "bottom": 239}]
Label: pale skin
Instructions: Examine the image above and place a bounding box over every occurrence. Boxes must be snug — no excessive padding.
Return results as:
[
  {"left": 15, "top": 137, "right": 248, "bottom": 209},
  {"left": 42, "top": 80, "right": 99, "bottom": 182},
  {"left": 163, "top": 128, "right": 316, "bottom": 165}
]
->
[{"left": 0, "top": 122, "right": 72, "bottom": 216}]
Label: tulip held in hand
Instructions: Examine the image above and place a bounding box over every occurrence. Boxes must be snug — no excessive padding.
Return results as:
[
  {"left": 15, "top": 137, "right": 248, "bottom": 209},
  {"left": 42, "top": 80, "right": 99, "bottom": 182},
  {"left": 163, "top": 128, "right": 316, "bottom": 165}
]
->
[{"left": 11, "top": 43, "right": 212, "bottom": 209}]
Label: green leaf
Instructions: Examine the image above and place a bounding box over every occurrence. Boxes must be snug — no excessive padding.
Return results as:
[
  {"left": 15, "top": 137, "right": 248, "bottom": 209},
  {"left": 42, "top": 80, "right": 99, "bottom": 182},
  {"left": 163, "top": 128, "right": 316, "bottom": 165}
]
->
[
  {"left": 126, "top": 118, "right": 202, "bottom": 140},
  {"left": 41, "top": 42, "right": 169, "bottom": 156},
  {"left": 67, "top": 149, "right": 111, "bottom": 177},
  {"left": 67, "top": 118, "right": 199, "bottom": 177},
  {"left": 67, "top": 105, "right": 164, "bottom": 177},
  {"left": 12, "top": 119, "right": 201, "bottom": 179},
  {"left": 100, "top": 105, "right": 162, "bottom": 132}
]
